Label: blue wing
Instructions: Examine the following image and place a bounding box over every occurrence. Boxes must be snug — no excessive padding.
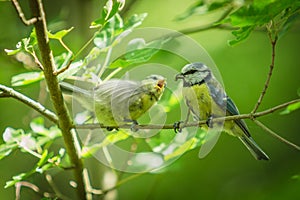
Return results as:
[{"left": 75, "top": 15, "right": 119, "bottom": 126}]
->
[{"left": 226, "top": 96, "right": 251, "bottom": 137}]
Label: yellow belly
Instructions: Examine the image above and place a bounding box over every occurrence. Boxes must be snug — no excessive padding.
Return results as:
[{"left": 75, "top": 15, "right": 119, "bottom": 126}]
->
[{"left": 183, "top": 84, "right": 241, "bottom": 137}]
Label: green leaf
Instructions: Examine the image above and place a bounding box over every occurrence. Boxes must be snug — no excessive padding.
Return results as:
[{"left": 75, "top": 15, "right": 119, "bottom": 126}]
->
[
  {"left": 228, "top": 26, "right": 255, "bottom": 46},
  {"left": 175, "top": 1, "right": 205, "bottom": 21},
  {"left": 93, "top": 13, "right": 147, "bottom": 50},
  {"left": 81, "top": 130, "right": 129, "bottom": 158},
  {"left": 4, "top": 48, "right": 21, "bottom": 56},
  {"left": 279, "top": 12, "right": 300, "bottom": 38},
  {"left": 147, "top": 129, "right": 206, "bottom": 161},
  {"left": 90, "top": 0, "right": 125, "bottom": 28},
  {"left": 0, "top": 143, "right": 18, "bottom": 160},
  {"left": 109, "top": 58, "right": 130, "bottom": 69},
  {"left": 5, "top": 173, "right": 28, "bottom": 188},
  {"left": 37, "top": 150, "right": 49, "bottom": 167},
  {"left": 11, "top": 71, "right": 44, "bottom": 86},
  {"left": 176, "top": 0, "right": 233, "bottom": 21},
  {"left": 228, "top": 0, "right": 296, "bottom": 27},
  {"left": 48, "top": 27, "right": 74, "bottom": 40},
  {"left": 109, "top": 37, "right": 164, "bottom": 68},
  {"left": 280, "top": 102, "right": 300, "bottom": 115},
  {"left": 30, "top": 117, "right": 47, "bottom": 134},
  {"left": 123, "top": 13, "right": 148, "bottom": 30}
]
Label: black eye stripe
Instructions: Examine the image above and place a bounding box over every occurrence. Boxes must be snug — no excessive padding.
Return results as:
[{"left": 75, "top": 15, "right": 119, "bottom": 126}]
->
[
  {"left": 182, "top": 69, "right": 198, "bottom": 75},
  {"left": 182, "top": 69, "right": 210, "bottom": 76}
]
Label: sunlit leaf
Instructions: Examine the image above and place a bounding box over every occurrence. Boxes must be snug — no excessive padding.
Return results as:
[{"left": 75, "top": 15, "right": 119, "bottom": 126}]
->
[
  {"left": 93, "top": 13, "right": 147, "bottom": 50},
  {"left": 81, "top": 130, "right": 129, "bottom": 158},
  {"left": 11, "top": 71, "right": 44, "bottom": 86},
  {"left": 228, "top": 26, "right": 254, "bottom": 46},
  {"left": 5, "top": 172, "right": 31, "bottom": 188},
  {"left": 279, "top": 12, "right": 300, "bottom": 39},
  {"left": 48, "top": 27, "right": 74, "bottom": 40},
  {"left": 280, "top": 102, "right": 300, "bottom": 115},
  {"left": 175, "top": 1, "right": 205, "bottom": 21},
  {"left": 0, "top": 143, "right": 18, "bottom": 160},
  {"left": 30, "top": 117, "right": 48, "bottom": 134},
  {"left": 176, "top": 0, "right": 233, "bottom": 21},
  {"left": 91, "top": 0, "right": 125, "bottom": 28},
  {"left": 37, "top": 150, "right": 49, "bottom": 167},
  {"left": 57, "top": 59, "right": 84, "bottom": 81},
  {"left": 109, "top": 37, "right": 164, "bottom": 69}
]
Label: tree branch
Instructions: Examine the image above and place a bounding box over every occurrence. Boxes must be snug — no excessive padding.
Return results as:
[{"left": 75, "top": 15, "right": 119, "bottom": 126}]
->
[
  {"left": 252, "top": 33, "right": 278, "bottom": 113},
  {"left": 75, "top": 99, "right": 300, "bottom": 130},
  {"left": 27, "top": 0, "right": 86, "bottom": 199},
  {"left": 75, "top": 99, "right": 300, "bottom": 151},
  {"left": 0, "top": 84, "right": 58, "bottom": 123},
  {"left": 11, "top": 0, "right": 38, "bottom": 26},
  {"left": 253, "top": 119, "right": 300, "bottom": 151}
]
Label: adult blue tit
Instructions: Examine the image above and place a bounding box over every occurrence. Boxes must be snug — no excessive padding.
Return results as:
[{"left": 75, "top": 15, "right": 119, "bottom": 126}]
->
[
  {"left": 175, "top": 62, "right": 269, "bottom": 160},
  {"left": 60, "top": 75, "right": 166, "bottom": 129}
]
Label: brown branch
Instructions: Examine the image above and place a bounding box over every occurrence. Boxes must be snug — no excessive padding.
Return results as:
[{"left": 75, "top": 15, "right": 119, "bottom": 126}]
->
[
  {"left": 252, "top": 33, "right": 278, "bottom": 113},
  {"left": 11, "top": 0, "right": 38, "bottom": 26},
  {"left": 0, "top": 84, "right": 58, "bottom": 123},
  {"left": 27, "top": 0, "right": 86, "bottom": 199},
  {"left": 53, "top": 59, "right": 73, "bottom": 76}
]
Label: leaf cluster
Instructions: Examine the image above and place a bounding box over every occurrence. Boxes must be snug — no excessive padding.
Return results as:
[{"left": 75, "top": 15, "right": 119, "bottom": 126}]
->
[{"left": 177, "top": 0, "right": 300, "bottom": 45}]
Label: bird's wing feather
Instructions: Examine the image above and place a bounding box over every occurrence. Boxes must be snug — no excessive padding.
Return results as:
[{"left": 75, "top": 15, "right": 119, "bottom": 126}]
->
[
  {"left": 226, "top": 96, "right": 251, "bottom": 137},
  {"left": 94, "top": 79, "right": 142, "bottom": 104}
]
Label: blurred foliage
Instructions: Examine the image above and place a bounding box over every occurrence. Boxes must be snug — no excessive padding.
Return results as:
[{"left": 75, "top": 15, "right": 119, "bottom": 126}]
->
[
  {"left": 0, "top": 0, "right": 300, "bottom": 199},
  {"left": 177, "top": 0, "right": 300, "bottom": 45}
]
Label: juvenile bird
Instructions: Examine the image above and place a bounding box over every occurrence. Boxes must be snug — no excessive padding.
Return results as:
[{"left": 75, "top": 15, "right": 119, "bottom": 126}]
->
[
  {"left": 175, "top": 62, "right": 269, "bottom": 160},
  {"left": 61, "top": 75, "right": 166, "bottom": 129}
]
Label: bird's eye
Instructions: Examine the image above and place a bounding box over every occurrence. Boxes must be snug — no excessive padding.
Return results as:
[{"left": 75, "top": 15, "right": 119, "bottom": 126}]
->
[{"left": 183, "top": 69, "right": 198, "bottom": 75}]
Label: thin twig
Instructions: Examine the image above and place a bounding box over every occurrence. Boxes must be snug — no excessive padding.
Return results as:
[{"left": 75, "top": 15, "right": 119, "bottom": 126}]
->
[
  {"left": 252, "top": 33, "right": 278, "bottom": 113},
  {"left": 253, "top": 120, "right": 300, "bottom": 151},
  {"left": 75, "top": 99, "right": 300, "bottom": 151},
  {"left": 102, "top": 173, "right": 145, "bottom": 195},
  {"left": 11, "top": 0, "right": 39, "bottom": 26},
  {"left": 15, "top": 181, "right": 41, "bottom": 200},
  {"left": 0, "top": 84, "right": 58, "bottom": 123},
  {"left": 75, "top": 99, "right": 300, "bottom": 130},
  {"left": 53, "top": 58, "right": 74, "bottom": 76},
  {"left": 45, "top": 174, "right": 72, "bottom": 200},
  {"left": 176, "top": 6, "right": 235, "bottom": 36}
]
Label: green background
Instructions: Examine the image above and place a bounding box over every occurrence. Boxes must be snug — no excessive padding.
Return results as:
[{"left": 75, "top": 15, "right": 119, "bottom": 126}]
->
[{"left": 0, "top": 0, "right": 299, "bottom": 199}]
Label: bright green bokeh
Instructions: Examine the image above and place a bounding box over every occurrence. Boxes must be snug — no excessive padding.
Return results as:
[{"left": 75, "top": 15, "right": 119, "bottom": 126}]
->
[{"left": 0, "top": 0, "right": 299, "bottom": 199}]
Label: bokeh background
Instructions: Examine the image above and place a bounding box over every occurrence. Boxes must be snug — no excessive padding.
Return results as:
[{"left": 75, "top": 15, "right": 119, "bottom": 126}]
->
[{"left": 0, "top": 0, "right": 299, "bottom": 199}]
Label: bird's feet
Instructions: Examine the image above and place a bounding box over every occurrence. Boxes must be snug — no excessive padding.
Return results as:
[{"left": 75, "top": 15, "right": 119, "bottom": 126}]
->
[
  {"left": 173, "top": 121, "right": 184, "bottom": 133},
  {"left": 130, "top": 120, "right": 139, "bottom": 132},
  {"left": 124, "top": 119, "right": 139, "bottom": 132},
  {"left": 206, "top": 115, "right": 214, "bottom": 128}
]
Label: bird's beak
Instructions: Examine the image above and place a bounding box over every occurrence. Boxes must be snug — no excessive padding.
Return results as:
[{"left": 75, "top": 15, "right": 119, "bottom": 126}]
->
[
  {"left": 155, "top": 79, "right": 166, "bottom": 91},
  {"left": 175, "top": 73, "right": 184, "bottom": 81}
]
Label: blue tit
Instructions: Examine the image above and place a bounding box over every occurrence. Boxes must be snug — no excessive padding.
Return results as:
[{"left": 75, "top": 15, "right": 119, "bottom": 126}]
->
[
  {"left": 60, "top": 75, "right": 166, "bottom": 128},
  {"left": 175, "top": 62, "right": 269, "bottom": 160}
]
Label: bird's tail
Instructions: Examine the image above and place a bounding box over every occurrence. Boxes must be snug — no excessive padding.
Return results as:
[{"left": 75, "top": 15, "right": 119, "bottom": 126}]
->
[
  {"left": 60, "top": 82, "right": 94, "bottom": 111},
  {"left": 239, "top": 136, "right": 269, "bottom": 160}
]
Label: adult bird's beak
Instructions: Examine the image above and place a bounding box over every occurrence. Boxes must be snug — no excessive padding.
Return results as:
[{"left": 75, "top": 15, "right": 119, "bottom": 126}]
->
[{"left": 175, "top": 73, "right": 184, "bottom": 81}]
